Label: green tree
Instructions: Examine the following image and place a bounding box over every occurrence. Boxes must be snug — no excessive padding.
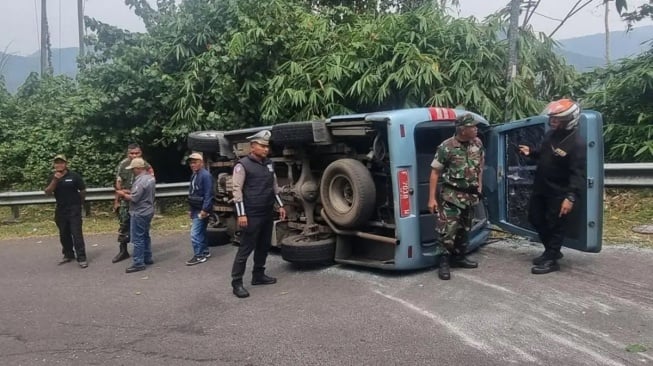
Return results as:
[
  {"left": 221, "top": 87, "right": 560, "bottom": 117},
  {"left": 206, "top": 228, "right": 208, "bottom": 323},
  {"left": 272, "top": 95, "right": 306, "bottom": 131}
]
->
[
  {"left": 261, "top": 6, "right": 575, "bottom": 123},
  {"left": 80, "top": 0, "right": 315, "bottom": 145},
  {"left": 579, "top": 0, "right": 653, "bottom": 162},
  {"left": 622, "top": 0, "right": 652, "bottom": 26},
  {"left": 582, "top": 53, "right": 653, "bottom": 162},
  {"left": 0, "top": 75, "right": 123, "bottom": 190}
]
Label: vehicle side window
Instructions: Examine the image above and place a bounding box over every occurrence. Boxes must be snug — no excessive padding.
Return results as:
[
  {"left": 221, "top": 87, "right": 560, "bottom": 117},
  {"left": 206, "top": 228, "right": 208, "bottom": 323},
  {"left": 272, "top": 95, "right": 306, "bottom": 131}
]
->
[{"left": 504, "top": 124, "right": 545, "bottom": 229}]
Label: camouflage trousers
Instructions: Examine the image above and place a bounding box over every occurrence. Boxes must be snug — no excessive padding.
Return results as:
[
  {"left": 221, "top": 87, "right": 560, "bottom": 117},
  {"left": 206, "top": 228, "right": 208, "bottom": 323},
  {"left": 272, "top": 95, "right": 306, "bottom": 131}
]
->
[
  {"left": 435, "top": 201, "right": 473, "bottom": 256},
  {"left": 117, "top": 201, "right": 130, "bottom": 244}
]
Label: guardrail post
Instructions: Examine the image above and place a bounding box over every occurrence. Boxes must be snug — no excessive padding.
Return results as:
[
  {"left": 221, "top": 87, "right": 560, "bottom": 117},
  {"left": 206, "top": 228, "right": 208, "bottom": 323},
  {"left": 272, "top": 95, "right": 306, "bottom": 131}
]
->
[
  {"left": 11, "top": 205, "right": 20, "bottom": 220},
  {"left": 155, "top": 200, "right": 165, "bottom": 215},
  {"left": 83, "top": 202, "right": 91, "bottom": 217}
]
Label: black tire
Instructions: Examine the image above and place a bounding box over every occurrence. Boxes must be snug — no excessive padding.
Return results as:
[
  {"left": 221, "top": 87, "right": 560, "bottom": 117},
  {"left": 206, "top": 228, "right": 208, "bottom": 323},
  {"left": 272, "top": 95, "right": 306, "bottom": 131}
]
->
[
  {"left": 206, "top": 226, "right": 230, "bottom": 247},
  {"left": 320, "top": 159, "right": 376, "bottom": 228},
  {"left": 188, "top": 131, "right": 222, "bottom": 153},
  {"left": 280, "top": 234, "right": 336, "bottom": 264},
  {"left": 271, "top": 122, "right": 315, "bottom": 146}
]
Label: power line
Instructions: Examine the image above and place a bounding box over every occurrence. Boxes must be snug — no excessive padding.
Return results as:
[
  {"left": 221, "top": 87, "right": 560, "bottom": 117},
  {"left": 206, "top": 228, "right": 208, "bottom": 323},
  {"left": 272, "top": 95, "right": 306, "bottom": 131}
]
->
[{"left": 533, "top": 11, "right": 564, "bottom": 22}]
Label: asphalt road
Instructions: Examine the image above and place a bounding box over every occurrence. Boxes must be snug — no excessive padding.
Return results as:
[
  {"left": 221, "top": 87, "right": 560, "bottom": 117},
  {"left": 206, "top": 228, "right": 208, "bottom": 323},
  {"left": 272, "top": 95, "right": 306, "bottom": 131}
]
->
[{"left": 1, "top": 232, "right": 652, "bottom": 366}]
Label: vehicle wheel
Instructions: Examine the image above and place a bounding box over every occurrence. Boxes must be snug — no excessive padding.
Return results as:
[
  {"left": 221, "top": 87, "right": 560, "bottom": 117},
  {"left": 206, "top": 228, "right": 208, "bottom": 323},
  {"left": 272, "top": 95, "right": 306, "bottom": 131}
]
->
[
  {"left": 280, "top": 234, "right": 335, "bottom": 264},
  {"left": 188, "top": 131, "right": 222, "bottom": 153},
  {"left": 320, "top": 159, "right": 376, "bottom": 228},
  {"left": 271, "top": 122, "right": 315, "bottom": 146},
  {"left": 206, "top": 226, "right": 230, "bottom": 247}
]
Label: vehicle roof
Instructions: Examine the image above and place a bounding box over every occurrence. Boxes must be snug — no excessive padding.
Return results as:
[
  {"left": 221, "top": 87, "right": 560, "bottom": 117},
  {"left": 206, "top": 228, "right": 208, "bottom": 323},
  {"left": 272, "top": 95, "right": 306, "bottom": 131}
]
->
[
  {"left": 219, "top": 107, "right": 490, "bottom": 141},
  {"left": 328, "top": 107, "right": 490, "bottom": 126}
]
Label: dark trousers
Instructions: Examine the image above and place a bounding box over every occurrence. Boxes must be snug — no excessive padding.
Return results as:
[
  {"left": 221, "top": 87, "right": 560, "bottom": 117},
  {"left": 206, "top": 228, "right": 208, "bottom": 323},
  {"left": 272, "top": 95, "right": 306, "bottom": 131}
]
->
[
  {"left": 55, "top": 205, "right": 86, "bottom": 261},
  {"left": 528, "top": 193, "right": 567, "bottom": 254},
  {"left": 231, "top": 214, "right": 273, "bottom": 283}
]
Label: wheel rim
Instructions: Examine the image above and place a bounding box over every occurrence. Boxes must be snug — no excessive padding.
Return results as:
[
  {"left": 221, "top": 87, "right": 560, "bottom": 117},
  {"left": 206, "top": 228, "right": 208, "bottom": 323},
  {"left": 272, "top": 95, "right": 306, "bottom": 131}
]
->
[{"left": 328, "top": 174, "right": 355, "bottom": 213}]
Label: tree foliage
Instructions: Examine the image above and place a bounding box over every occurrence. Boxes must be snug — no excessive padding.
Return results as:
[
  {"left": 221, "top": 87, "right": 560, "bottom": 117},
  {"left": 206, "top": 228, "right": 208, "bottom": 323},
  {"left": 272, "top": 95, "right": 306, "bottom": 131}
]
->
[
  {"left": 0, "top": 75, "right": 122, "bottom": 190},
  {"left": 0, "top": 0, "right": 651, "bottom": 191},
  {"left": 622, "top": 0, "right": 653, "bottom": 26},
  {"left": 261, "top": 7, "right": 575, "bottom": 122},
  {"left": 578, "top": 0, "right": 653, "bottom": 162}
]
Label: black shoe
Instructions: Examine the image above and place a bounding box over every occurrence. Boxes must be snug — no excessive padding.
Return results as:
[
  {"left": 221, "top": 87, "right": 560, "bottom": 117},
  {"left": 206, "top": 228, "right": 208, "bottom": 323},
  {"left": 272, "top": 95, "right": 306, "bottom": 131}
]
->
[
  {"left": 112, "top": 251, "right": 130, "bottom": 263},
  {"left": 58, "top": 256, "right": 74, "bottom": 265},
  {"left": 202, "top": 251, "right": 211, "bottom": 259},
  {"left": 78, "top": 260, "right": 88, "bottom": 268},
  {"left": 438, "top": 255, "right": 451, "bottom": 280},
  {"left": 186, "top": 256, "right": 207, "bottom": 266},
  {"left": 532, "top": 251, "right": 563, "bottom": 265},
  {"left": 252, "top": 274, "right": 277, "bottom": 285},
  {"left": 531, "top": 260, "right": 560, "bottom": 275},
  {"left": 232, "top": 284, "right": 250, "bottom": 298},
  {"left": 144, "top": 259, "right": 154, "bottom": 265},
  {"left": 125, "top": 265, "right": 146, "bottom": 273},
  {"left": 451, "top": 256, "right": 478, "bottom": 269}
]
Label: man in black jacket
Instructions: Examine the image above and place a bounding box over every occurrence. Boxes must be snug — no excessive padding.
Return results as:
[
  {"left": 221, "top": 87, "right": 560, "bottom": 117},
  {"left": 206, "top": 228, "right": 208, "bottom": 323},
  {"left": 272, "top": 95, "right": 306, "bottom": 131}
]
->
[
  {"left": 44, "top": 154, "right": 88, "bottom": 268},
  {"left": 519, "top": 99, "right": 586, "bottom": 275},
  {"left": 230, "top": 130, "right": 287, "bottom": 298}
]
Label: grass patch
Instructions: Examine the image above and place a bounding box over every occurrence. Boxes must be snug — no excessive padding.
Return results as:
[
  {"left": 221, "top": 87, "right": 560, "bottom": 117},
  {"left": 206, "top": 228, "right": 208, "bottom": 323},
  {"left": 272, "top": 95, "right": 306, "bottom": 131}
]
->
[
  {"left": 1, "top": 191, "right": 652, "bottom": 248},
  {"left": 604, "top": 188, "right": 653, "bottom": 248},
  {"left": 625, "top": 343, "right": 648, "bottom": 353},
  {"left": 0, "top": 198, "right": 191, "bottom": 241}
]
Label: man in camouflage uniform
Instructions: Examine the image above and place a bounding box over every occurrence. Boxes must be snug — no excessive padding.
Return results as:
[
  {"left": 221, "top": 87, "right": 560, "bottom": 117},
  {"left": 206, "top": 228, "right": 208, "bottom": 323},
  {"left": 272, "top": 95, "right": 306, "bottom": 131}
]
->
[
  {"left": 112, "top": 143, "right": 154, "bottom": 263},
  {"left": 427, "top": 113, "right": 484, "bottom": 280}
]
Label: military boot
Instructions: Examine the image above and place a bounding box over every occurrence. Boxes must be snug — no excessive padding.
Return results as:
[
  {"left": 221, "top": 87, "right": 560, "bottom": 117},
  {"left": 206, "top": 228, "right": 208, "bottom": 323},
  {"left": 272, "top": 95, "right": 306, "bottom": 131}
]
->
[
  {"left": 232, "top": 280, "right": 250, "bottom": 298},
  {"left": 438, "top": 255, "right": 451, "bottom": 280},
  {"left": 112, "top": 242, "right": 130, "bottom": 263},
  {"left": 451, "top": 255, "right": 478, "bottom": 269}
]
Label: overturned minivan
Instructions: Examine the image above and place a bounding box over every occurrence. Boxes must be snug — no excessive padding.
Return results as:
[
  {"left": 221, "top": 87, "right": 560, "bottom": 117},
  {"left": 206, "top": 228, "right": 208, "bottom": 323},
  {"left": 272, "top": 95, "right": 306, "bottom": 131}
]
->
[{"left": 187, "top": 107, "right": 604, "bottom": 270}]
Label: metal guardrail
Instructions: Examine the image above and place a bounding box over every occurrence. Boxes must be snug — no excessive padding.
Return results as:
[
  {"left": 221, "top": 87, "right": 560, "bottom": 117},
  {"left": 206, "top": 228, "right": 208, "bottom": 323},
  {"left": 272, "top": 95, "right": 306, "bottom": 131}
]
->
[
  {"left": 0, "top": 164, "right": 651, "bottom": 219},
  {"left": 603, "top": 163, "right": 653, "bottom": 187},
  {"left": 0, "top": 183, "right": 190, "bottom": 220},
  {"left": 0, "top": 183, "right": 190, "bottom": 206}
]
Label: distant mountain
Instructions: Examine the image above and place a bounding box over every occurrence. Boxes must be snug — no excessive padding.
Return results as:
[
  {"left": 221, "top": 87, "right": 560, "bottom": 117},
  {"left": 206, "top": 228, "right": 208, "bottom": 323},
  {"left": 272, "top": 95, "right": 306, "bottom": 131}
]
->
[
  {"left": 0, "top": 47, "right": 79, "bottom": 93},
  {"left": 555, "top": 25, "right": 653, "bottom": 70},
  {"left": 556, "top": 49, "right": 606, "bottom": 71}
]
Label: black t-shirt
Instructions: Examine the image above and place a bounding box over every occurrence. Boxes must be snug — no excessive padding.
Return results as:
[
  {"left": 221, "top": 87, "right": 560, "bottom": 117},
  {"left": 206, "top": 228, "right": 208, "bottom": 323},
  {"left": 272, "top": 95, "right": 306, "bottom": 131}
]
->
[{"left": 50, "top": 170, "right": 86, "bottom": 207}]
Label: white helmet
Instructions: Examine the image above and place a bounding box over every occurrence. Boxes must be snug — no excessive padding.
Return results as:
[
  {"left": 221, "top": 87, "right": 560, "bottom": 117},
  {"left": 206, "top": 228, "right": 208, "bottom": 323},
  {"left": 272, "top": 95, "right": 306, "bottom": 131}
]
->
[{"left": 542, "top": 99, "right": 581, "bottom": 130}]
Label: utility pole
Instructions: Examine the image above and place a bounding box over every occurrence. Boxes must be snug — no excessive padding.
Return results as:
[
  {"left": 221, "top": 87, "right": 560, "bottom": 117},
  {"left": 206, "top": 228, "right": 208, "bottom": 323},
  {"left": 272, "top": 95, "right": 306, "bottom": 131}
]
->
[
  {"left": 77, "top": 0, "right": 84, "bottom": 57},
  {"left": 40, "top": 0, "right": 48, "bottom": 76},
  {"left": 505, "top": 0, "right": 520, "bottom": 120},
  {"left": 604, "top": 0, "right": 611, "bottom": 65}
]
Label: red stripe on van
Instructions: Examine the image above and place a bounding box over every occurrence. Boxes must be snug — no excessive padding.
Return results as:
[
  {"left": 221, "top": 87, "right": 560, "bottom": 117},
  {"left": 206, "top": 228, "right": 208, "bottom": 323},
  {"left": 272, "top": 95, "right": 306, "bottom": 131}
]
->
[{"left": 428, "top": 107, "right": 456, "bottom": 121}]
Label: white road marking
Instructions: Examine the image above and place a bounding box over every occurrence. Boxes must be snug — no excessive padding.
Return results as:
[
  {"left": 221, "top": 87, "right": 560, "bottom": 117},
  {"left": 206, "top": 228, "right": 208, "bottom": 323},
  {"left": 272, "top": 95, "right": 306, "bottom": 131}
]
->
[{"left": 373, "top": 290, "right": 493, "bottom": 353}]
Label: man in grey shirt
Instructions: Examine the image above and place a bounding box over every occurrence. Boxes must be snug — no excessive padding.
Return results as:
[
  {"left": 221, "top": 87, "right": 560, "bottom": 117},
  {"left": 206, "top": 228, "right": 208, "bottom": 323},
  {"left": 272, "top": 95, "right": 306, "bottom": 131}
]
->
[{"left": 116, "top": 158, "right": 156, "bottom": 273}]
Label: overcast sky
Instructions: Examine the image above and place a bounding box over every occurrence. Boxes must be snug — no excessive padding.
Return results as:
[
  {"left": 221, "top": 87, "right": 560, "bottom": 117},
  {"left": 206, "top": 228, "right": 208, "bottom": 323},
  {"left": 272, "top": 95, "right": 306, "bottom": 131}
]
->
[{"left": 1, "top": 0, "right": 651, "bottom": 56}]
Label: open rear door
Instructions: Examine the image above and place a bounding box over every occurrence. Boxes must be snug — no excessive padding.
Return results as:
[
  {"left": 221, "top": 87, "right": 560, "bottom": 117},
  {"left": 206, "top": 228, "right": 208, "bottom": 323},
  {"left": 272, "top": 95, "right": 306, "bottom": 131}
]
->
[{"left": 484, "top": 111, "right": 604, "bottom": 252}]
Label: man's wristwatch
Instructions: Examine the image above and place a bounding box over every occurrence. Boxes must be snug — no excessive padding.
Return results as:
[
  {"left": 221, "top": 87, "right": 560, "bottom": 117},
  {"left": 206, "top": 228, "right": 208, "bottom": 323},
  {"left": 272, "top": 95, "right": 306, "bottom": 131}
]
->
[{"left": 566, "top": 195, "right": 576, "bottom": 203}]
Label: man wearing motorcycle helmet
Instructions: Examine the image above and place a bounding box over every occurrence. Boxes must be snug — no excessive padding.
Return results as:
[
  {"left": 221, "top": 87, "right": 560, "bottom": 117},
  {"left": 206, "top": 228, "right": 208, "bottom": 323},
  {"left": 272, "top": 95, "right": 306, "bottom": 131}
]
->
[{"left": 518, "top": 99, "right": 586, "bottom": 274}]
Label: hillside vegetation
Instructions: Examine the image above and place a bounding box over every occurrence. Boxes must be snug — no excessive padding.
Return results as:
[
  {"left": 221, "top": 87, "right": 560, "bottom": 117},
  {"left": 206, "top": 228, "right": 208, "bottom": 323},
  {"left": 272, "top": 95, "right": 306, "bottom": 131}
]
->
[{"left": 0, "top": 0, "right": 651, "bottom": 191}]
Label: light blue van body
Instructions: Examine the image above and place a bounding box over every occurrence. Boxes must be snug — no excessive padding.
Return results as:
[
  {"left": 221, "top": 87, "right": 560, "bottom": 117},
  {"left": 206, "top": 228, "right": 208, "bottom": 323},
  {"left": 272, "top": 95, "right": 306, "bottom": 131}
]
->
[
  {"left": 327, "top": 108, "right": 604, "bottom": 270},
  {"left": 193, "top": 107, "right": 604, "bottom": 271}
]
